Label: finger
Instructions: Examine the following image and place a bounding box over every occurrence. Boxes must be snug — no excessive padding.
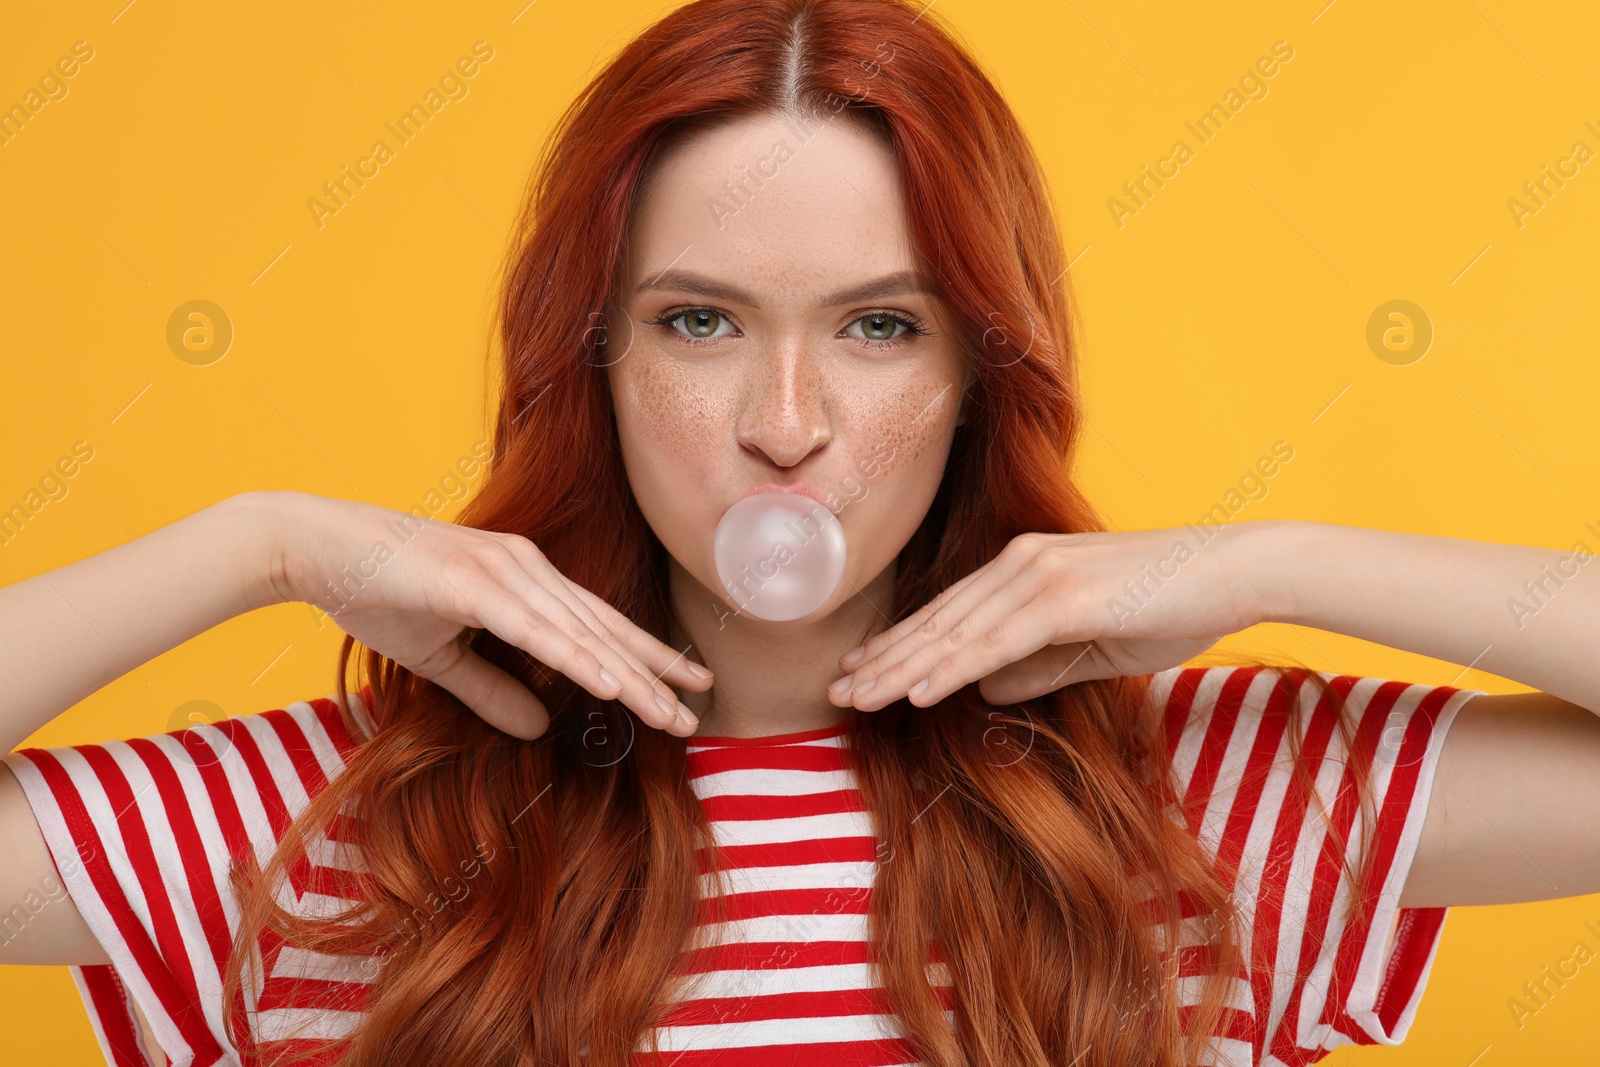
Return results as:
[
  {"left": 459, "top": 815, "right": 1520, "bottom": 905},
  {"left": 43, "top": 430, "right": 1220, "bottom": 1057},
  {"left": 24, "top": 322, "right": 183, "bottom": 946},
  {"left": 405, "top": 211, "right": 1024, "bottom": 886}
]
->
[
  {"left": 559, "top": 585, "right": 704, "bottom": 734},
  {"left": 975, "top": 640, "right": 1104, "bottom": 705},
  {"left": 827, "top": 564, "right": 1008, "bottom": 710},
  {"left": 837, "top": 563, "right": 989, "bottom": 672},
  {"left": 844, "top": 578, "right": 1060, "bottom": 712},
  {"left": 842, "top": 535, "right": 1069, "bottom": 691},
  {"left": 493, "top": 537, "right": 708, "bottom": 714},
  {"left": 414, "top": 638, "right": 551, "bottom": 740},
  {"left": 900, "top": 587, "right": 1085, "bottom": 708},
  {"left": 832, "top": 551, "right": 1041, "bottom": 710},
  {"left": 450, "top": 565, "right": 690, "bottom": 735},
  {"left": 837, "top": 532, "right": 1058, "bottom": 680},
  {"left": 478, "top": 539, "right": 700, "bottom": 732},
  {"left": 564, "top": 578, "right": 713, "bottom": 690}
]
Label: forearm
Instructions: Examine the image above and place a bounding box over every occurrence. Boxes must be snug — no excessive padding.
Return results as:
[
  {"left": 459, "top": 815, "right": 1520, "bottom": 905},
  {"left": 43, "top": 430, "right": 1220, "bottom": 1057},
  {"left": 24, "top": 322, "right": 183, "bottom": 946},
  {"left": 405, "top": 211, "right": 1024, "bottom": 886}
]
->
[
  {"left": 1242, "top": 519, "right": 1600, "bottom": 713},
  {"left": 0, "top": 491, "right": 293, "bottom": 752}
]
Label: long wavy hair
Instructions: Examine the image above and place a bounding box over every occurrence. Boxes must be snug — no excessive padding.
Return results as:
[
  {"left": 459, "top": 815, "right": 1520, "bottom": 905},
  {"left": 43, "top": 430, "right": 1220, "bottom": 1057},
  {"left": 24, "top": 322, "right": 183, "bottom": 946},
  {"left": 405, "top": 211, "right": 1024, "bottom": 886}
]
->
[{"left": 222, "top": 1, "right": 1384, "bottom": 1064}]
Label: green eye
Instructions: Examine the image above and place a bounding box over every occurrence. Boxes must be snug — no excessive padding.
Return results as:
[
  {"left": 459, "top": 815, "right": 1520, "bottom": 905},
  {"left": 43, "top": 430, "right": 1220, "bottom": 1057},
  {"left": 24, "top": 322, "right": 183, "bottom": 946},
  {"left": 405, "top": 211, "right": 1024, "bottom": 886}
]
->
[
  {"left": 679, "top": 309, "right": 724, "bottom": 338},
  {"left": 645, "top": 306, "right": 929, "bottom": 348},
  {"left": 857, "top": 313, "right": 904, "bottom": 341},
  {"left": 846, "top": 310, "right": 928, "bottom": 346},
  {"left": 649, "top": 308, "right": 736, "bottom": 344}
]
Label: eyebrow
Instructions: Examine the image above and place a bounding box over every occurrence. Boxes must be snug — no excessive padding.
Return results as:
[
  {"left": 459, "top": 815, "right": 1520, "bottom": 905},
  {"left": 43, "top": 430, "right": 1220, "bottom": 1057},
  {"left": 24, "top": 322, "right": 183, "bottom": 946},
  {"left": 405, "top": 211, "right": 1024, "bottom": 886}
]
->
[{"left": 633, "top": 268, "right": 932, "bottom": 310}]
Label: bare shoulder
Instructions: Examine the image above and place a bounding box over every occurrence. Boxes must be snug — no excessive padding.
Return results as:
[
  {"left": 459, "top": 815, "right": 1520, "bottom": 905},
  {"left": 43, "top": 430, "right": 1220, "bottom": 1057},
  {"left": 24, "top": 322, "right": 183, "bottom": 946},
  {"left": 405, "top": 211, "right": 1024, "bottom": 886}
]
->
[
  {"left": 1400, "top": 691, "right": 1600, "bottom": 908},
  {"left": 0, "top": 760, "right": 111, "bottom": 966}
]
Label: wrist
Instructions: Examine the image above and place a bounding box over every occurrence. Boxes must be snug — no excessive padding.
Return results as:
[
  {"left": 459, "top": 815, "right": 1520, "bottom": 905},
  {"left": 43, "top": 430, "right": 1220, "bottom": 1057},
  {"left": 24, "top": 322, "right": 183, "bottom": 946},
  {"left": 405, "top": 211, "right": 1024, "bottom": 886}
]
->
[
  {"left": 1221, "top": 518, "right": 1311, "bottom": 628},
  {"left": 218, "top": 490, "right": 304, "bottom": 610}
]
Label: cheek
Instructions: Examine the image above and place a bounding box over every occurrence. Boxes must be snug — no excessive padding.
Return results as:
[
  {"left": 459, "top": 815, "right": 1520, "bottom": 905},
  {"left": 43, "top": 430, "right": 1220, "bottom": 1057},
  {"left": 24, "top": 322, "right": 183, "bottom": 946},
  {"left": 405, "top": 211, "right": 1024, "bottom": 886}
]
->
[
  {"left": 617, "top": 356, "right": 735, "bottom": 465},
  {"left": 845, "top": 376, "right": 958, "bottom": 484}
]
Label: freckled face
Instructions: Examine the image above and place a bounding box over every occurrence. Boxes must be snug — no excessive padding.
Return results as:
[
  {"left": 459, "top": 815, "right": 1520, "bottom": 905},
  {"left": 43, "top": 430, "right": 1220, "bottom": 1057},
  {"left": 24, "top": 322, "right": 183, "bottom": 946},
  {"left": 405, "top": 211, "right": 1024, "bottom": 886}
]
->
[{"left": 603, "top": 110, "right": 973, "bottom": 621}]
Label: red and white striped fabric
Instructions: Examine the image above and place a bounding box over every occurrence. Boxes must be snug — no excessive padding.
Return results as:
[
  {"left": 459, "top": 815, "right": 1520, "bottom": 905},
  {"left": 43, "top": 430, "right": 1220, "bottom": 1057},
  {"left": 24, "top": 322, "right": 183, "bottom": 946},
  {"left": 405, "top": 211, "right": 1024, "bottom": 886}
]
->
[
  {"left": 654, "top": 716, "right": 937, "bottom": 1065},
  {"left": 4, "top": 666, "right": 1484, "bottom": 1066},
  {"left": 1153, "top": 666, "right": 1482, "bottom": 1065},
  {"left": 4, "top": 689, "right": 380, "bottom": 1067}
]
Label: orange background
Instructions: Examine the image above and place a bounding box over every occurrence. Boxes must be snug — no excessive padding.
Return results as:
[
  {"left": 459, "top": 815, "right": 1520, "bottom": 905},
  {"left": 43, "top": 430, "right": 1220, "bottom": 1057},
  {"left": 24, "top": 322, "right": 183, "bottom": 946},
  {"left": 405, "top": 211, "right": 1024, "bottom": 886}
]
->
[{"left": 2, "top": 1, "right": 1598, "bottom": 1062}]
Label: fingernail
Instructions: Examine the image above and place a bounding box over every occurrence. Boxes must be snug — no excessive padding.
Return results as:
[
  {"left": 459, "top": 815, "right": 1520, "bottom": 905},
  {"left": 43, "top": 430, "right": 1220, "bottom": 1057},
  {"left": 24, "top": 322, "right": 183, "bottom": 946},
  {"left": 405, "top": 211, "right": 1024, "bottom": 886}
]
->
[
  {"left": 853, "top": 677, "right": 876, "bottom": 695},
  {"left": 600, "top": 668, "right": 622, "bottom": 690},
  {"left": 908, "top": 678, "right": 929, "bottom": 698},
  {"left": 656, "top": 692, "right": 677, "bottom": 717},
  {"left": 841, "top": 647, "right": 865, "bottom": 668},
  {"left": 687, "top": 662, "right": 713, "bottom": 680},
  {"left": 828, "top": 676, "right": 852, "bottom": 695},
  {"left": 677, "top": 703, "right": 699, "bottom": 726}
]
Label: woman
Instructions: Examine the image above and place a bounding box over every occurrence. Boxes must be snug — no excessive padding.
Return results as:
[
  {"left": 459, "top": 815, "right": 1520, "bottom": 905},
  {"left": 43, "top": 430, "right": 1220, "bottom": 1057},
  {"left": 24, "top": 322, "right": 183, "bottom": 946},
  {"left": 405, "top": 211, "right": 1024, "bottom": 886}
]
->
[{"left": 3, "top": 0, "right": 1597, "bottom": 1064}]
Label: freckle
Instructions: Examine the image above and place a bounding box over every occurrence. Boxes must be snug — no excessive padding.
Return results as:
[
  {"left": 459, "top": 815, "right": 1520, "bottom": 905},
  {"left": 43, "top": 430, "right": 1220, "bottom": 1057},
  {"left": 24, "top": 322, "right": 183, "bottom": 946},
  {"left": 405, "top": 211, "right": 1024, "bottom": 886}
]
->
[
  {"left": 625, "top": 355, "right": 731, "bottom": 456},
  {"left": 847, "top": 376, "right": 954, "bottom": 481}
]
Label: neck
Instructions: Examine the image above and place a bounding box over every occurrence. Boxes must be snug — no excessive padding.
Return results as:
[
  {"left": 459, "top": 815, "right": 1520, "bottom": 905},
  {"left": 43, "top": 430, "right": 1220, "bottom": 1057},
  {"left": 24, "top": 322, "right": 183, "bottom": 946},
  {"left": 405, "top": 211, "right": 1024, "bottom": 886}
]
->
[{"left": 668, "top": 555, "right": 894, "bottom": 739}]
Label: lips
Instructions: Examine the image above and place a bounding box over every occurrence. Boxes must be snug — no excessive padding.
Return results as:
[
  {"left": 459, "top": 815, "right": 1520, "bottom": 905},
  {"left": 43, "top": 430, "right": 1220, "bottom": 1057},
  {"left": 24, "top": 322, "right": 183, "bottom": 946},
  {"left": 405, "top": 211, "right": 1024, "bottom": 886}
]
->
[{"left": 737, "top": 481, "right": 839, "bottom": 516}]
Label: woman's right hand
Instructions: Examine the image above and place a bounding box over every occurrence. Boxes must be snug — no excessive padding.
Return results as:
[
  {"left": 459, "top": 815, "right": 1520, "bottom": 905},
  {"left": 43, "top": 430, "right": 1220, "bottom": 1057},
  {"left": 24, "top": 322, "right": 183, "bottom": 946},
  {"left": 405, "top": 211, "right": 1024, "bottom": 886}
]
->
[{"left": 250, "top": 490, "right": 710, "bottom": 740}]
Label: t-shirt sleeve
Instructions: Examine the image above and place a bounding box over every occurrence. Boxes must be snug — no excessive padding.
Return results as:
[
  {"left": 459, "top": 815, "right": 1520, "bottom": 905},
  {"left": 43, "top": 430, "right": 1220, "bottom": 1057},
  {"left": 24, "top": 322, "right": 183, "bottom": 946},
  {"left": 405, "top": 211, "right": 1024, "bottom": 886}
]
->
[
  {"left": 1151, "top": 665, "right": 1486, "bottom": 1065},
  {"left": 2, "top": 691, "right": 374, "bottom": 1067}
]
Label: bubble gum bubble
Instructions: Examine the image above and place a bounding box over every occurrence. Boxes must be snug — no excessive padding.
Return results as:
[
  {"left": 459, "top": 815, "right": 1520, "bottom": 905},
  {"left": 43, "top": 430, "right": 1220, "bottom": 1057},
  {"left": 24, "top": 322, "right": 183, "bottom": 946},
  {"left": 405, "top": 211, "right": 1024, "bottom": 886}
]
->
[{"left": 713, "top": 491, "right": 847, "bottom": 622}]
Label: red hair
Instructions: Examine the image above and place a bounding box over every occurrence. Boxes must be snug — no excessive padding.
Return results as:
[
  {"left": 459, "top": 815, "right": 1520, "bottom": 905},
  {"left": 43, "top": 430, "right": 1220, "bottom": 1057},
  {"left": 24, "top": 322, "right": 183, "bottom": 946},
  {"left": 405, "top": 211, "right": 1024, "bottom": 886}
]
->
[{"left": 223, "top": 1, "right": 1382, "bottom": 1063}]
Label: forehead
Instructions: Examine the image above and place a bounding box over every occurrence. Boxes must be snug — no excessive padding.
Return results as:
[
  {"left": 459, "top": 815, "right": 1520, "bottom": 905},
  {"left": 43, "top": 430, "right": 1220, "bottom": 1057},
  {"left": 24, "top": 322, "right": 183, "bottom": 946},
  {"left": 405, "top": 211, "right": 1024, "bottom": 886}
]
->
[{"left": 623, "top": 111, "right": 923, "bottom": 300}]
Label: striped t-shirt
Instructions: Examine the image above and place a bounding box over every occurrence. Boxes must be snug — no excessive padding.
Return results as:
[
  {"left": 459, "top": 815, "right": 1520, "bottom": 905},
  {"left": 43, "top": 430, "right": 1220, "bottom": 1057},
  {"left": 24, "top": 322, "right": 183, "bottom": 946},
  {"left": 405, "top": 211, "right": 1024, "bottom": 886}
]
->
[{"left": 3, "top": 665, "right": 1484, "bottom": 1066}]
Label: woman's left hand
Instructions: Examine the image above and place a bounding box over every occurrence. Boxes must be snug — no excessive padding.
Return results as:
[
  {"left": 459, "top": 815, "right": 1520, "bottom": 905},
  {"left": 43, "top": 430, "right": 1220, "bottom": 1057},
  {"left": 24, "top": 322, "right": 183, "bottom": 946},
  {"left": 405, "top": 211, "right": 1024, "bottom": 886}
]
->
[{"left": 827, "top": 523, "right": 1279, "bottom": 711}]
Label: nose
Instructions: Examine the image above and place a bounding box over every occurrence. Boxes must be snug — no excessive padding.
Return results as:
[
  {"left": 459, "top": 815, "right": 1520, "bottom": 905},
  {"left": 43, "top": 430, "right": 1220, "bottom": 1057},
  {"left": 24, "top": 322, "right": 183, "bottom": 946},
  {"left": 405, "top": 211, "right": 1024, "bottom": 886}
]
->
[{"left": 734, "top": 338, "right": 832, "bottom": 468}]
